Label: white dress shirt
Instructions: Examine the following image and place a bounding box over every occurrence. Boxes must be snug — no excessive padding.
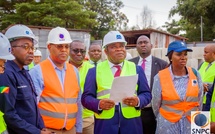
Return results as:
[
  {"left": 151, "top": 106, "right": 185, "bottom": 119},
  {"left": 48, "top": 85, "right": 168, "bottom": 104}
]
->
[{"left": 138, "top": 55, "right": 152, "bottom": 88}]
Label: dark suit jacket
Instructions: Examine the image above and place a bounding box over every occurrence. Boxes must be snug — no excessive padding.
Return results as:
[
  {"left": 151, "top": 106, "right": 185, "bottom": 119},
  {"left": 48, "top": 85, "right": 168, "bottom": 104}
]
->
[{"left": 129, "top": 56, "right": 168, "bottom": 90}]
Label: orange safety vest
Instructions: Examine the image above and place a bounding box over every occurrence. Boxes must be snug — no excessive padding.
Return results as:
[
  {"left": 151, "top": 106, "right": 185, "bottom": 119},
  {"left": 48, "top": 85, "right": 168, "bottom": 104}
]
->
[
  {"left": 159, "top": 67, "right": 199, "bottom": 123},
  {"left": 38, "top": 59, "right": 80, "bottom": 130}
]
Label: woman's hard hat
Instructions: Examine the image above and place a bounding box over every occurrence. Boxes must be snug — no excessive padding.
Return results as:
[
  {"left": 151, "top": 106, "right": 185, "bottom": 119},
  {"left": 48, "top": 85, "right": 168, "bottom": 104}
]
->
[
  {"left": 0, "top": 33, "right": 15, "bottom": 60},
  {"left": 103, "top": 31, "right": 127, "bottom": 48},
  {"left": 34, "top": 49, "right": 42, "bottom": 56},
  {"left": 47, "top": 27, "right": 72, "bottom": 45},
  {"left": 5, "top": 24, "right": 38, "bottom": 45}
]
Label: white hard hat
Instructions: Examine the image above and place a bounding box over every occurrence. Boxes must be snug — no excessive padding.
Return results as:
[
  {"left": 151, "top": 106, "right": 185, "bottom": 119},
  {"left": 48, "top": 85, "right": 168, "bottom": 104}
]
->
[
  {"left": 47, "top": 27, "right": 72, "bottom": 45},
  {"left": 34, "top": 49, "right": 42, "bottom": 56},
  {"left": 0, "top": 33, "right": 15, "bottom": 60},
  {"left": 103, "top": 31, "right": 127, "bottom": 48},
  {"left": 5, "top": 24, "right": 38, "bottom": 45}
]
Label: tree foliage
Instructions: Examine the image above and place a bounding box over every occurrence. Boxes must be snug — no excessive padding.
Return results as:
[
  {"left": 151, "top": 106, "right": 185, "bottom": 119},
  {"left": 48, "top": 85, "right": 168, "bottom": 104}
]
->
[
  {"left": 0, "top": 0, "right": 128, "bottom": 40},
  {"left": 0, "top": 0, "right": 97, "bottom": 30},
  {"left": 83, "top": 0, "right": 128, "bottom": 39},
  {"left": 162, "top": 19, "right": 181, "bottom": 35},
  {"left": 164, "top": 0, "right": 215, "bottom": 41}
]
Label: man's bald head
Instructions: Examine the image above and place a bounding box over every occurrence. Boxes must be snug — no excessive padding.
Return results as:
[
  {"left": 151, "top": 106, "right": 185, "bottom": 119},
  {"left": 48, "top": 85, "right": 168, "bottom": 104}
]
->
[
  {"left": 137, "top": 35, "right": 150, "bottom": 43},
  {"left": 206, "top": 44, "right": 215, "bottom": 52},
  {"left": 204, "top": 44, "right": 215, "bottom": 63}
]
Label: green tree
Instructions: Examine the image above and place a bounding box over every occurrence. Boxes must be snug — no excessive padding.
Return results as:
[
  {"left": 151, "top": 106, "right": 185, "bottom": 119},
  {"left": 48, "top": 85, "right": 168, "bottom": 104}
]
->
[
  {"left": 84, "top": 0, "right": 128, "bottom": 39},
  {"left": 0, "top": 0, "right": 97, "bottom": 30},
  {"left": 166, "top": 0, "right": 215, "bottom": 41},
  {"left": 0, "top": 0, "right": 34, "bottom": 13},
  {"left": 0, "top": 0, "right": 128, "bottom": 40},
  {"left": 162, "top": 19, "right": 181, "bottom": 35}
]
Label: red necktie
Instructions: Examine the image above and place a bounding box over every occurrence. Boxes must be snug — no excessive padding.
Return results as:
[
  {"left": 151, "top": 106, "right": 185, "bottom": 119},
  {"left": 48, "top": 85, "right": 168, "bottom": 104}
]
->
[
  {"left": 141, "top": 59, "right": 146, "bottom": 70},
  {"left": 114, "top": 65, "right": 121, "bottom": 77}
]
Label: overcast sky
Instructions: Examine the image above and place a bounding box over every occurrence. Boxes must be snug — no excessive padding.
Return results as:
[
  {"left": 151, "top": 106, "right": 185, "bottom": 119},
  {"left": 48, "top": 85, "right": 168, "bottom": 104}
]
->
[{"left": 120, "top": 0, "right": 180, "bottom": 28}]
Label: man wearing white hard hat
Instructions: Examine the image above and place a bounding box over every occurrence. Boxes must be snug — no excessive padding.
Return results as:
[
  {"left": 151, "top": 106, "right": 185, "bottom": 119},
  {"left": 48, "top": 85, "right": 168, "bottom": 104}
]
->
[
  {"left": 0, "top": 24, "right": 51, "bottom": 134},
  {"left": 0, "top": 32, "right": 14, "bottom": 134},
  {"left": 30, "top": 27, "right": 82, "bottom": 134},
  {"left": 33, "top": 49, "right": 42, "bottom": 65},
  {"left": 82, "top": 31, "right": 151, "bottom": 134},
  {"left": 27, "top": 49, "right": 43, "bottom": 70}
]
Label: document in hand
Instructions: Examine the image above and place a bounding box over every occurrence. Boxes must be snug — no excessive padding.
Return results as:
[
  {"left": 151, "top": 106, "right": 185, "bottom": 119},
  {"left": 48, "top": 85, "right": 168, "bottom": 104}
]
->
[{"left": 109, "top": 74, "right": 138, "bottom": 103}]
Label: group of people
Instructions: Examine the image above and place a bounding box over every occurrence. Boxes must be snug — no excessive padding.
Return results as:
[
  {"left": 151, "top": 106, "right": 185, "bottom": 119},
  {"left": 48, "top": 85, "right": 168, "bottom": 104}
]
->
[{"left": 0, "top": 23, "right": 214, "bottom": 134}]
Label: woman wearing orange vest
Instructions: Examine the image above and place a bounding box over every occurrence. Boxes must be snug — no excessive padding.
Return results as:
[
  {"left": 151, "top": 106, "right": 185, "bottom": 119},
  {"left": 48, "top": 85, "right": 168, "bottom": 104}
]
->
[{"left": 152, "top": 41, "right": 203, "bottom": 134}]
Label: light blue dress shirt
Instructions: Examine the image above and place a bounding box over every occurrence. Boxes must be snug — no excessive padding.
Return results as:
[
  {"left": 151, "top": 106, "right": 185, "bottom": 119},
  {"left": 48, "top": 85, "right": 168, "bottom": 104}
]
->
[
  {"left": 152, "top": 66, "right": 203, "bottom": 134},
  {"left": 29, "top": 57, "right": 82, "bottom": 133}
]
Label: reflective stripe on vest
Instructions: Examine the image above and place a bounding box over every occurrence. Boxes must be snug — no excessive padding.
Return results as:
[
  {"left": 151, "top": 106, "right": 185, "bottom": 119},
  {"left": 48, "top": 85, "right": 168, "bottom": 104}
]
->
[
  {"left": 159, "top": 67, "right": 199, "bottom": 123},
  {"left": 0, "top": 111, "right": 7, "bottom": 134},
  {"left": 40, "top": 97, "right": 77, "bottom": 103},
  {"left": 79, "top": 62, "right": 94, "bottom": 118},
  {"left": 95, "top": 60, "right": 140, "bottom": 119},
  {"left": 199, "top": 62, "right": 215, "bottom": 104},
  {"left": 40, "top": 109, "right": 77, "bottom": 119},
  {"left": 39, "top": 59, "right": 79, "bottom": 130},
  {"left": 97, "top": 89, "right": 110, "bottom": 98}
]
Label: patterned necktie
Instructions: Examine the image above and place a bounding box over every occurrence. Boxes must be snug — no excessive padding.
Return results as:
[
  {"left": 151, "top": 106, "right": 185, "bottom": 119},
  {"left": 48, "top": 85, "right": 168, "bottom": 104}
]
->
[
  {"left": 141, "top": 59, "right": 146, "bottom": 70},
  {"left": 114, "top": 65, "right": 121, "bottom": 77}
]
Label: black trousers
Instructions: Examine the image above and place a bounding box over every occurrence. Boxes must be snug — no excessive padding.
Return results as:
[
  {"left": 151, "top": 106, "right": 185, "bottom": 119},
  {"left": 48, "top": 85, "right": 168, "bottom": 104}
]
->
[{"left": 141, "top": 107, "right": 156, "bottom": 134}]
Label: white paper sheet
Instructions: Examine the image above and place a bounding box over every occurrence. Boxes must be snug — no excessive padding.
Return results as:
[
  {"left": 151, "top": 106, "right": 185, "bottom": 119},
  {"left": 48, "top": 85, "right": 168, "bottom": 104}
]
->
[{"left": 109, "top": 74, "right": 138, "bottom": 103}]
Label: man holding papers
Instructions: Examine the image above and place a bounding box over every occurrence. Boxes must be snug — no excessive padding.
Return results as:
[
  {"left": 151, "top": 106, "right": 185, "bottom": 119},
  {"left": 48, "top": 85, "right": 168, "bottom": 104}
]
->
[{"left": 81, "top": 31, "right": 152, "bottom": 134}]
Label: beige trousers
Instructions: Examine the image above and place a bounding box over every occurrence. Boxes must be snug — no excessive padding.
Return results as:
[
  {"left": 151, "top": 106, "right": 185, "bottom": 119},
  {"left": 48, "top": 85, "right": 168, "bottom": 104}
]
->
[{"left": 82, "top": 116, "right": 94, "bottom": 134}]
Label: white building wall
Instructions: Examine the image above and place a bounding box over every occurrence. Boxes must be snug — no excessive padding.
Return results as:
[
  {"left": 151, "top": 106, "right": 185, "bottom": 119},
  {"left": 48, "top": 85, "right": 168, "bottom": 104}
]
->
[
  {"left": 150, "top": 32, "right": 166, "bottom": 48},
  {"left": 150, "top": 32, "right": 181, "bottom": 48}
]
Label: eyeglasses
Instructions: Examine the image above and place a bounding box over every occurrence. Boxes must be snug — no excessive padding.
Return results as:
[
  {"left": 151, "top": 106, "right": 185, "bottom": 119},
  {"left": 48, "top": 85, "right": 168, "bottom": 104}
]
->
[
  {"left": 137, "top": 41, "right": 149, "bottom": 45},
  {"left": 52, "top": 44, "right": 69, "bottom": 50},
  {"left": 72, "top": 49, "right": 86, "bottom": 54},
  {"left": 13, "top": 44, "right": 36, "bottom": 52}
]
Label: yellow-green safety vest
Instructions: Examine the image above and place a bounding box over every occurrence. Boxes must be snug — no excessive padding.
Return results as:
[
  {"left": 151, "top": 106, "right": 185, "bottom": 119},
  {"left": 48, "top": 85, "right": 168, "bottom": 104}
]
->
[
  {"left": 28, "top": 62, "right": 34, "bottom": 70},
  {"left": 95, "top": 60, "right": 140, "bottom": 119},
  {"left": 79, "top": 62, "right": 94, "bottom": 118},
  {"left": 210, "top": 81, "right": 215, "bottom": 122},
  {"left": 0, "top": 111, "right": 7, "bottom": 134},
  {"left": 199, "top": 62, "right": 215, "bottom": 104}
]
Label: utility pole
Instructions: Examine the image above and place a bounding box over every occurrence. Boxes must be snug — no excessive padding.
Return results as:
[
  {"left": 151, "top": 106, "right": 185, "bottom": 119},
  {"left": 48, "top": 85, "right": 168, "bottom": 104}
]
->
[{"left": 201, "top": 16, "right": 203, "bottom": 42}]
